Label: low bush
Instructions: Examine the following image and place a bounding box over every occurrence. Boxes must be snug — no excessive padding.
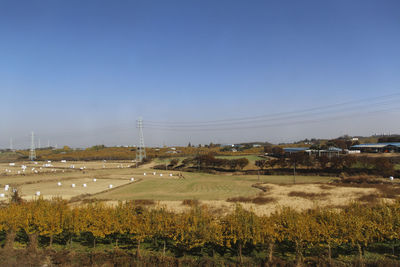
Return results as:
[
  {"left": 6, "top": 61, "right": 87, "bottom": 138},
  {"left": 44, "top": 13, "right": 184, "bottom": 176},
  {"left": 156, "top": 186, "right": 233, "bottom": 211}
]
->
[
  {"left": 226, "top": 195, "right": 275, "bottom": 204},
  {"left": 182, "top": 199, "right": 200, "bottom": 206},
  {"left": 288, "top": 191, "right": 329, "bottom": 200},
  {"left": 131, "top": 199, "right": 155, "bottom": 206}
]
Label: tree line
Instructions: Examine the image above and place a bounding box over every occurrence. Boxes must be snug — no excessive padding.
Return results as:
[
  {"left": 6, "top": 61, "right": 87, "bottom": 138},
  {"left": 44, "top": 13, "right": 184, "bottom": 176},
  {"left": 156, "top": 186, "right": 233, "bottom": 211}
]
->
[
  {"left": 256, "top": 154, "right": 397, "bottom": 177},
  {"left": 181, "top": 154, "right": 249, "bottom": 170},
  {"left": 2, "top": 198, "right": 400, "bottom": 265}
]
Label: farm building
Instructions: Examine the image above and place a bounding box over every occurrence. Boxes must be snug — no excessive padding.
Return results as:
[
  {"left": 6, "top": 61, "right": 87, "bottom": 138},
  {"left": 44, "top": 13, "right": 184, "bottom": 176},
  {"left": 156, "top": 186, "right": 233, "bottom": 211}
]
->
[
  {"left": 283, "top": 147, "right": 310, "bottom": 154},
  {"left": 350, "top": 143, "right": 400, "bottom": 153},
  {"left": 315, "top": 147, "right": 342, "bottom": 157},
  {"left": 284, "top": 147, "right": 343, "bottom": 157}
]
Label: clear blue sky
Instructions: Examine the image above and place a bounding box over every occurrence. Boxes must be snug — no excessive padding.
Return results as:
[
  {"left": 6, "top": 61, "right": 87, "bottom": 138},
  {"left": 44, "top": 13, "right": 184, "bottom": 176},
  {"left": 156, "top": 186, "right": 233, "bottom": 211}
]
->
[{"left": 1, "top": 0, "right": 399, "bottom": 148}]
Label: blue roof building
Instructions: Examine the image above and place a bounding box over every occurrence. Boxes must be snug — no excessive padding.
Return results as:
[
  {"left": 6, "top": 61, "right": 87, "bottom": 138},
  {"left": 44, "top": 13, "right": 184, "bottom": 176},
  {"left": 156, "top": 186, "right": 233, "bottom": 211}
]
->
[
  {"left": 283, "top": 147, "right": 310, "bottom": 153},
  {"left": 350, "top": 143, "right": 400, "bottom": 153}
]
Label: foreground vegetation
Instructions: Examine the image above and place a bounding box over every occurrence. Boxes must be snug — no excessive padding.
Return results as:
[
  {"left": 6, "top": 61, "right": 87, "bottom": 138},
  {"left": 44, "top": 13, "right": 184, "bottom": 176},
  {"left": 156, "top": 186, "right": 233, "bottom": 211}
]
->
[{"left": 2, "top": 198, "right": 400, "bottom": 266}]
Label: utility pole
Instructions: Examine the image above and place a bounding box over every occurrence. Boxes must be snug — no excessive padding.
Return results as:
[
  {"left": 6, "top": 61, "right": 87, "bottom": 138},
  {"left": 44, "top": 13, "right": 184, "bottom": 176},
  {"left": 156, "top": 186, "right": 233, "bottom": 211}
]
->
[
  {"left": 136, "top": 117, "right": 146, "bottom": 163},
  {"left": 29, "top": 131, "right": 36, "bottom": 161}
]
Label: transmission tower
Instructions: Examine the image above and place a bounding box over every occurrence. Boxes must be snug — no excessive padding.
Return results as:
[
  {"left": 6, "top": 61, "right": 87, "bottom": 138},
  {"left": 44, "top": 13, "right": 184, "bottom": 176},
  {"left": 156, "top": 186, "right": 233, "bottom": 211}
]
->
[
  {"left": 9, "top": 137, "right": 13, "bottom": 151},
  {"left": 136, "top": 117, "right": 146, "bottom": 162},
  {"left": 29, "top": 131, "right": 36, "bottom": 161},
  {"left": 38, "top": 139, "right": 41, "bottom": 149}
]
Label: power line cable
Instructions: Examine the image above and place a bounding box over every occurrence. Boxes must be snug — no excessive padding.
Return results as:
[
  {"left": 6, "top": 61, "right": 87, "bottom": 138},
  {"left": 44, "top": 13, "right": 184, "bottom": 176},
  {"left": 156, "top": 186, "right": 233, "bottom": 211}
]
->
[
  {"left": 143, "top": 107, "right": 400, "bottom": 132},
  {"left": 146, "top": 92, "right": 400, "bottom": 125},
  {"left": 145, "top": 99, "right": 400, "bottom": 128}
]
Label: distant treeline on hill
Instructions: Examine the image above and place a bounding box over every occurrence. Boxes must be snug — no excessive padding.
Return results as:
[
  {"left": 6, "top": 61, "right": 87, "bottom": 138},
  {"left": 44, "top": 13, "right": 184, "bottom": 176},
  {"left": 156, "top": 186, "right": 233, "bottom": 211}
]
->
[
  {"left": 15, "top": 145, "right": 264, "bottom": 161},
  {"left": 161, "top": 152, "right": 398, "bottom": 177},
  {"left": 378, "top": 135, "right": 400, "bottom": 143}
]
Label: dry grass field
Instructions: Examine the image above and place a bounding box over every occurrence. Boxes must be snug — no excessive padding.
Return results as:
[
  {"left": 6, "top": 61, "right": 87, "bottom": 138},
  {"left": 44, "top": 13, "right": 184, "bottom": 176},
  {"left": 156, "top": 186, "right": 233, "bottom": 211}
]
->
[
  {"left": 0, "top": 160, "right": 392, "bottom": 214},
  {"left": 144, "top": 183, "right": 381, "bottom": 215},
  {"left": 0, "top": 160, "right": 138, "bottom": 200}
]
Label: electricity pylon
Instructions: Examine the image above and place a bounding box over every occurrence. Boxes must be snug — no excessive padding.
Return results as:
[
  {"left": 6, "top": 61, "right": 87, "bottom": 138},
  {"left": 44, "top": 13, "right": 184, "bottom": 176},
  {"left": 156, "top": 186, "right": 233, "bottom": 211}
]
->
[
  {"left": 136, "top": 117, "right": 146, "bottom": 162},
  {"left": 29, "top": 132, "right": 36, "bottom": 161}
]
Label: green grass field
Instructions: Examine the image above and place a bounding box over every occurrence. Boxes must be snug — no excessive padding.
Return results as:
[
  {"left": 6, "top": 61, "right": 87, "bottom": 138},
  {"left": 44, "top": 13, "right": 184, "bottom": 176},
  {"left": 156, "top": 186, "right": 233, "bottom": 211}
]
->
[{"left": 92, "top": 171, "right": 334, "bottom": 201}]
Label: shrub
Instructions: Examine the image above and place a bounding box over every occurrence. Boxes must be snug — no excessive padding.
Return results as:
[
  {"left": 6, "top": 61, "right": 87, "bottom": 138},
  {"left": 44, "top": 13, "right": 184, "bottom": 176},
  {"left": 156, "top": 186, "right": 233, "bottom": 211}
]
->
[
  {"left": 226, "top": 196, "right": 275, "bottom": 204},
  {"left": 182, "top": 199, "right": 200, "bottom": 206},
  {"left": 288, "top": 191, "right": 329, "bottom": 200}
]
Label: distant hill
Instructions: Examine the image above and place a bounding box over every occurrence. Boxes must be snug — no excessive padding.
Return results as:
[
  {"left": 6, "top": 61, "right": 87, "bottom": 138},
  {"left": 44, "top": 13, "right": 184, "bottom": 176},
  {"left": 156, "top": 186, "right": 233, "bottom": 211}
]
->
[
  {"left": 0, "top": 151, "right": 26, "bottom": 163},
  {"left": 377, "top": 135, "right": 400, "bottom": 143}
]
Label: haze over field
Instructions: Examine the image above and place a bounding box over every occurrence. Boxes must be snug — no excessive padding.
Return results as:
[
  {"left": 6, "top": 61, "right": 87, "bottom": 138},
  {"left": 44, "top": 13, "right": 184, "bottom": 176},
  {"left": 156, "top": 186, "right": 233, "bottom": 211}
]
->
[{"left": 1, "top": 0, "right": 399, "bottom": 148}]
